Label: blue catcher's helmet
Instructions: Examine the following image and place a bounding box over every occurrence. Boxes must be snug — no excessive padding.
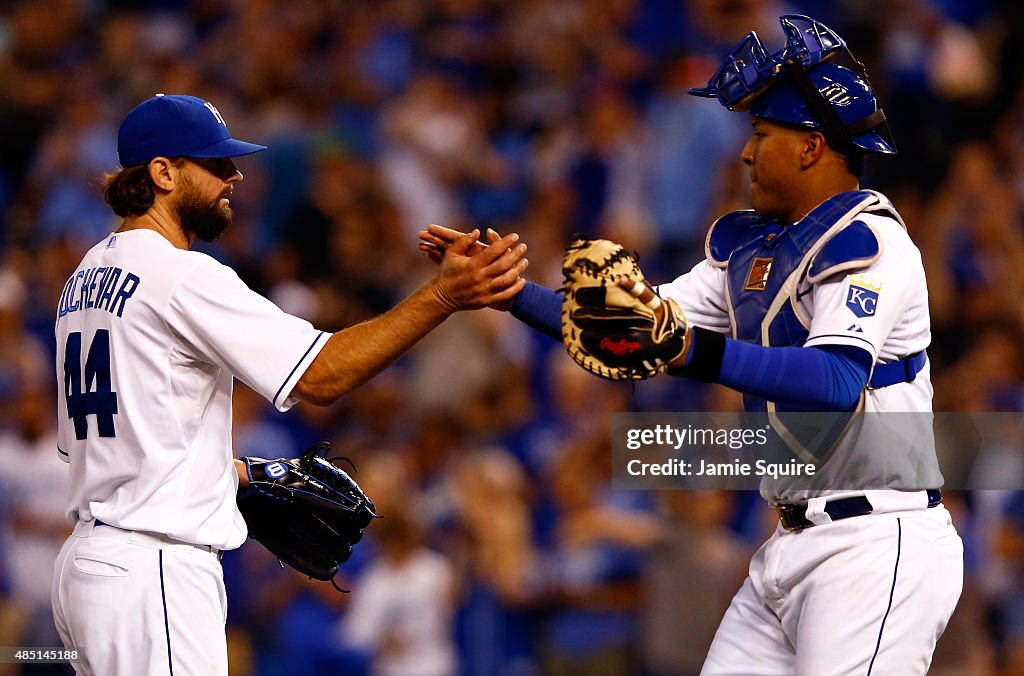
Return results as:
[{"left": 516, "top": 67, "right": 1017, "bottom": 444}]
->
[{"left": 689, "top": 15, "right": 895, "bottom": 155}]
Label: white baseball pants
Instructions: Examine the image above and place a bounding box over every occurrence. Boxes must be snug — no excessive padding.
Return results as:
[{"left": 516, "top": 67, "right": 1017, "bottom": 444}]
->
[
  {"left": 51, "top": 520, "right": 229, "bottom": 675},
  {"left": 702, "top": 497, "right": 963, "bottom": 675}
]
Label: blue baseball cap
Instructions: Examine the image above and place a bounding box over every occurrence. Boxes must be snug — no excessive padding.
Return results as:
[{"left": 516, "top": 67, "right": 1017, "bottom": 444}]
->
[{"left": 117, "top": 94, "right": 267, "bottom": 168}]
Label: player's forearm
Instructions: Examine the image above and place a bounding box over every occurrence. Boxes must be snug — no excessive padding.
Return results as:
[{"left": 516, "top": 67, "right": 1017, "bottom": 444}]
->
[
  {"left": 675, "top": 330, "right": 871, "bottom": 410},
  {"left": 508, "top": 281, "right": 561, "bottom": 340},
  {"left": 292, "top": 282, "right": 452, "bottom": 405},
  {"left": 234, "top": 458, "right": 250, "bottom": 487},
  {"left": 721, "top": 341, "right": 870, "bottom": 410},
  {"left": 295, "top": 229, "right": 527, "bottom": 405}
]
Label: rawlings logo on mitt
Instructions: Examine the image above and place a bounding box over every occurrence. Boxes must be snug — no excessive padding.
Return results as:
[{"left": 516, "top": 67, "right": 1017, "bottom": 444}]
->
[{"left": 561, "top": 239, "right": 691, "bottom": 380}]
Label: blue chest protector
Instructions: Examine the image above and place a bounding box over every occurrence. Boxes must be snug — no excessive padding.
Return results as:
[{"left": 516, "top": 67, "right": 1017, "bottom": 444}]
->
[{"left": 706, "top": 190, "right": 918, "bottom": 413}]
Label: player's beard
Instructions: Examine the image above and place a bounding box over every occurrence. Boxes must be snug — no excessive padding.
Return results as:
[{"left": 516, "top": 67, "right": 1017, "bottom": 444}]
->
[{"left": 175, "top": 176, "right": 233, "bottom": 243}]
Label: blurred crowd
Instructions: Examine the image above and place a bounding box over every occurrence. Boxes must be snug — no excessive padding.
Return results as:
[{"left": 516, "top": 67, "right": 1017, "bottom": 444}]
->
[{"left": 1, "top": 0, "right": 1024, "bottom": 674}]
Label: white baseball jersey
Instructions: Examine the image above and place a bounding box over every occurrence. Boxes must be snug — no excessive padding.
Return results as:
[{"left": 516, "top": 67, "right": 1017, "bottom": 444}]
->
[
  {"left": 55, "top": 229, "right": 329, "bottom": 549},
  {"left": 657, "top": 207, "right": 937, "bottom": 503}
]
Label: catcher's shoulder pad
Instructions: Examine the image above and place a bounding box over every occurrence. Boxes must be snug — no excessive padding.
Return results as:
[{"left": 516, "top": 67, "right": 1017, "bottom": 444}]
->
[
  {"left": 861, "top": 190, "right": 906, "bottom": 228},
  {"left": 704, "top": 210, "right": 776, "bottom": 269},
  {"left": 806, "top": 220, "right": 882, "bottom": 284}
]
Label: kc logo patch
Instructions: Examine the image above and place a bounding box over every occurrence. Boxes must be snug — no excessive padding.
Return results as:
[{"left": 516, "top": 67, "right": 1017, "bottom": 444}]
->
[{"left": 846, "top": 274, "right": 881, "bottom": 317}]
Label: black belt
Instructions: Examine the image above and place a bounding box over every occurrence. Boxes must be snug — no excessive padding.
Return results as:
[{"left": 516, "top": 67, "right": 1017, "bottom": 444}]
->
[
  {"left": 94, "top": 520, "right": 223, "bottom": 559},
  {"left": 776, "top": 490, "right": 942, "bottom": 532}
]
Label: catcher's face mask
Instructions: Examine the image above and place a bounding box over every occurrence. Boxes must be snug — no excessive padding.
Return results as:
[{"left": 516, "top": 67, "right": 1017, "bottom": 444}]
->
[
  {"left": 689, "top": 15, "right": 895, "bottom": 155},
  {"left": 688, "top": 15, "right": 845, "bottom": 111}
]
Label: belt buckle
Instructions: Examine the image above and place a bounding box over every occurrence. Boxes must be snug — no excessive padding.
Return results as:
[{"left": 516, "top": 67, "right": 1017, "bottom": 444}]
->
[
  {"left": 775, "top": 504, "right": 806, "bottom": 533},
  {"left": 202, "top": 544, "right": 224, "bottom": 559}
]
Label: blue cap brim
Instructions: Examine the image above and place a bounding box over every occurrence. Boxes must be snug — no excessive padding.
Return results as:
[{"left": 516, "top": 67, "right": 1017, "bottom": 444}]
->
[
  {"left": 850, "top": 131, "right": 896, "bottom": 155},
  {"left": 185, "top": 137, "right": 267, "bottom": 160}
]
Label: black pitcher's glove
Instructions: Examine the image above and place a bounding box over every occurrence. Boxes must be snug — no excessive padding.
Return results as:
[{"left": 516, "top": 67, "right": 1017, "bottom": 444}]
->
[
  {"left": 561, "top": 238, "right": 691, "bottom": 380},
  {"left": 238, "top": 441, "right": 377, "bottom": 591}
]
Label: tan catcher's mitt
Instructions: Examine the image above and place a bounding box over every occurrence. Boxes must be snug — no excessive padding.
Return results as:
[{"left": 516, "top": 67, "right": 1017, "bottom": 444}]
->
[{"left": 561, "top": 239, "right": 691, "bottom": 381}]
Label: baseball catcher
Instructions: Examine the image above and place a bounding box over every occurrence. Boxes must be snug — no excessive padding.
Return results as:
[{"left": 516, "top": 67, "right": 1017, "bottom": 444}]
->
[
  {"left": 417, "top": 13, "right": 961, "bottom": 675},
  {"left": 561, "top": 238, "right": 692, "bottom": 380},
  {"left": 238, "top": 441, "right": 377, "bottom": 591}
]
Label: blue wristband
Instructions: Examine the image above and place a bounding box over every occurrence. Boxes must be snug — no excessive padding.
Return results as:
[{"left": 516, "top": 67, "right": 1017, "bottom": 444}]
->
[{"left": 673, "top": 327, "right": 726, "bottom": 382}]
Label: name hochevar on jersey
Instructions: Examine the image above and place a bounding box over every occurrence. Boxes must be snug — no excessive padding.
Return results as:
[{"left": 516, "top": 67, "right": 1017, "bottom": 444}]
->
[{"left": 57, "top": 266, "right": 140, "bottom": 318}]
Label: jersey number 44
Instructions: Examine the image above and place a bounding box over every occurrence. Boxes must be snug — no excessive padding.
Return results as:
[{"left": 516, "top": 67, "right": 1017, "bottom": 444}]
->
[{"left": 62, "top": 330, "right": 119, "bottom": 440}]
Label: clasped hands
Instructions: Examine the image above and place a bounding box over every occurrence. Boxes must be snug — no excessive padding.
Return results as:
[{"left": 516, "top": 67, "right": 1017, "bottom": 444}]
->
[
  {"left": 419, "top": 224, "right": 661, "bottom": 313},
  {"left": 427, "top": 225, "right": 529, "bottom": 313}
]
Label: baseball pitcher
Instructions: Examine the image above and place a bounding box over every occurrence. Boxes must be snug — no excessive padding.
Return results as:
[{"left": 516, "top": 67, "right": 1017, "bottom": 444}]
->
[{"left": 53, "top": 94, "right": 528, "bottom": 675}]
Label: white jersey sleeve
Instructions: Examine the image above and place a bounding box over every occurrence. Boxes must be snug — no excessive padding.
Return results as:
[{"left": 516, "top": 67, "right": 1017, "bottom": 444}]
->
[
  {"left": 166, "top": 256, "right": 329, "bottom": 411},
  {"left": 655, "top": 259, "right": 731, "bottom": 334},
  {"left": 802, "top": 213, "right": 931, "bottom": 363}
]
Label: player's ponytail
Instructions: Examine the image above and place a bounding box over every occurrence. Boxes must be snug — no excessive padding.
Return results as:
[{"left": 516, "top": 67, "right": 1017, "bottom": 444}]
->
[{"left": 102, "top": 158, "right": 186, "bottom": 217}]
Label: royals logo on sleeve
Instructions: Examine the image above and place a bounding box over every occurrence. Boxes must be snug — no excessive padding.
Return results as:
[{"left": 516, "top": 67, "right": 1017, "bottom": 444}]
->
[{"left": 845, "top": 274, "right": 881, "bottom": 318}]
